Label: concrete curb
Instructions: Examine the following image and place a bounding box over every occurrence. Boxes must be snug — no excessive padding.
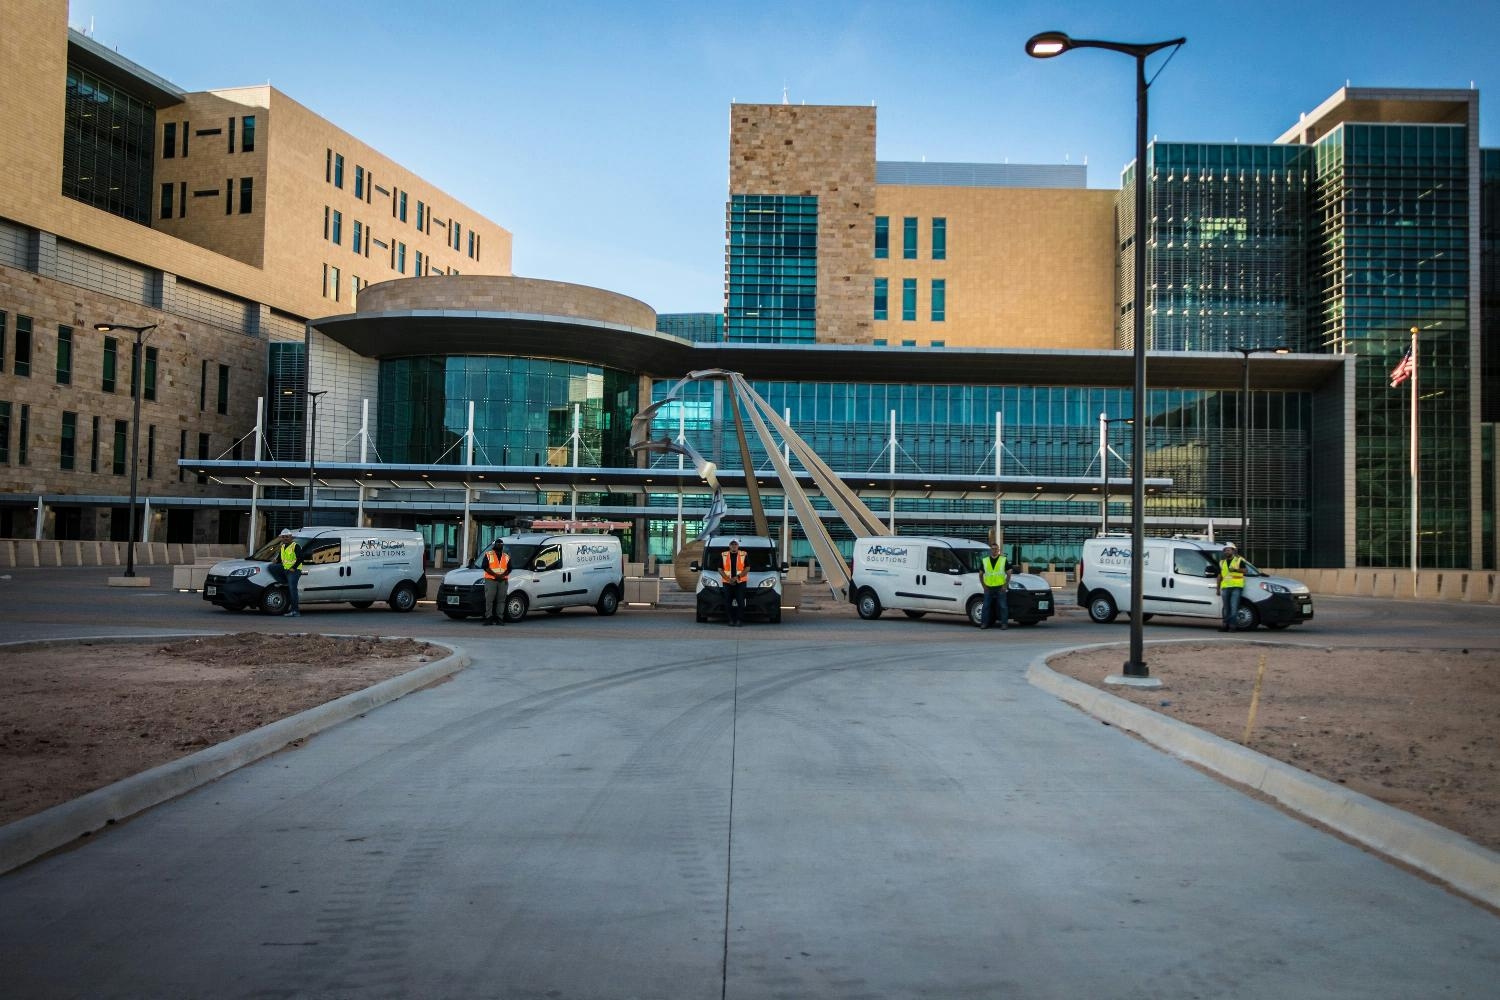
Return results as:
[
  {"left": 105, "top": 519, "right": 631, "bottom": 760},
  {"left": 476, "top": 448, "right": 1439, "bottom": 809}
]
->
[
  {"left": 0, "top": 633, "right": 471, "bottom": 876},
  {"left": 1027, "top": 645, "right": 1500, "bottom": 910}
]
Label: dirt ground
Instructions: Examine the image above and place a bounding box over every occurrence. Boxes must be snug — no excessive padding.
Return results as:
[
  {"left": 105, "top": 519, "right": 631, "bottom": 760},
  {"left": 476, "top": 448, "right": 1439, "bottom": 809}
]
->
[
  {"left": 1048, "top": 642, "right": 1500, "bottom": 853},
  {"left": 0, "top": 633, "right": 440, "bottom": 826}
]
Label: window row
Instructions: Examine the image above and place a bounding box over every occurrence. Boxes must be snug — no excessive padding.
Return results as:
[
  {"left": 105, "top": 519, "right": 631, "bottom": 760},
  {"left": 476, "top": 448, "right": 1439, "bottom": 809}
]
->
[
  {"left": 874, "top": 216, "right": 946, "bottom": 260},
  {"left": 161, "top": 116, "right": 256, "bottom": 159},
  {"left": 160, "top": 178, "right": 252, "bottom": 219},
  {"left": 0, "top": 405, "right": 219, "bottom": 483},
  {"left": 873, "top": 279, "right": 946, "bottom": 322},
  {"left": 324, "top": 153, "right": 484, "bottom": 264}
]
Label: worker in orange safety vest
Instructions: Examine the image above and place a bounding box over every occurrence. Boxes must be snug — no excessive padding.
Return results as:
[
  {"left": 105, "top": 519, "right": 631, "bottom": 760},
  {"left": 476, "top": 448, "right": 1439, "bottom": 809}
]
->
[
  {"left": 482, "top": 537, "right": 511, "bottom": 626},
  {"left": 720, "top": 538, "right": 748, "bottom": 627}
]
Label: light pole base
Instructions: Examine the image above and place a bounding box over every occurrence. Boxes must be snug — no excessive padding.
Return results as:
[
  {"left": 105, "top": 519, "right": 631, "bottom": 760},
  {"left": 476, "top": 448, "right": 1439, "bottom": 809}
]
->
[
  {"left": 1105, "top": 673, "right": 1163, "bottom": 690},
  {"left": 107, "top": 576, "right": 152, "bottom": 588}
]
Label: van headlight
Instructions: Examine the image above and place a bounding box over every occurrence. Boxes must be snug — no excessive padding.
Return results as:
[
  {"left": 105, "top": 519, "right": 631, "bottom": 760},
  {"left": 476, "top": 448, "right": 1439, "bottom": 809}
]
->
[
  {"left": 758, "top": 578, "right": 777, "bottom": 589},
  {"left": 1259, "top": 581, "right": 1289, "bottom": 594},
  {"left": 703, "top": 577, "right": 721, "bottom": 589},
  {"left": 230, "top": 566, "right": 259, "bottom": 578}
]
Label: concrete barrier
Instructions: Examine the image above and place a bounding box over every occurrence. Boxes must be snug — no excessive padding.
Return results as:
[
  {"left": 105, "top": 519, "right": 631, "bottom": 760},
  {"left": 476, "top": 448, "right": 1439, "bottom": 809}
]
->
[
  {"left": 623, "top": 577, "right": 660, "bottom": 607},
  {"left": 1465, "top": 573, "right": 1495, "bottom": 603},
  {"left": 0, "top": 540, "right": 12, "bottom": 568},
  {"left": 1415, "top": 573, "right": 1441, "bottom": 600},
  {"left": 781, "top": 581, "right": 802, "bottom": 612},
  {"left": 167, "top": 543, "right": 185, "bottom": 564},
  {"left": 171, "top": 565, "right": 211, "bottom": 591}
]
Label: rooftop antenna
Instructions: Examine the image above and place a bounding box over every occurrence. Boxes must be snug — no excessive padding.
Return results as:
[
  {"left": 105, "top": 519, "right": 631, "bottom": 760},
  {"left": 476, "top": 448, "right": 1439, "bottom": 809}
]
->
[
  {"left": 782, "top": 84, "right": 789, "bottom": 105},
  {"left": 86, "top": 15, "right": 94, "bottom": 35}
]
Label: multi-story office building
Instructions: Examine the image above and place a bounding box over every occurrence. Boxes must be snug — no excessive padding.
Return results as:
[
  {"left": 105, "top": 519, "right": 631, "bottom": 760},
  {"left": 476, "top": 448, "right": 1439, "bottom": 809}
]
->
[{"left": 0, "top": 0, "right": 511, "bottom": 542}]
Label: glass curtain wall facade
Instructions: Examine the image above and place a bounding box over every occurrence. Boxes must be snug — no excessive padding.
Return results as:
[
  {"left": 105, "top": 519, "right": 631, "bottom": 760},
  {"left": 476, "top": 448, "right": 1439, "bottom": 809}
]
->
[
  {"left": 62, "top": 63, "right": 156, "bottom": 224},
  {"left": 1482, "top": 149, "right": 1500, "bottom": 424},
  {"left": 1314, "top": 123, "right": 1471, "bottom": 568},
  {"left": 643, "top": 379, "right": 1312, "bottom": 569},
  {"left": 656, "top": 312, "right": 725, "bottom": 343},
  {"left": 377, "top": 357, "right": 637, "bottom": 468},
  {"left": 1127, "top": 143, "right": 1314, "bottom": 352},
  {"left": 725, "top": 195, "right": 817, "bottom": 343}
]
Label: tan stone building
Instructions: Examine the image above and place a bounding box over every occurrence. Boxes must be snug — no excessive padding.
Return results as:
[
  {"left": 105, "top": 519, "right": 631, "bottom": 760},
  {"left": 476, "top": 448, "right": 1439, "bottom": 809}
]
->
[
  {"left": 0, "top": 0, "right": 510, "bottom": 542},
  {"left": 726, "top": 103, "right": 1116, "bottom": 349}
]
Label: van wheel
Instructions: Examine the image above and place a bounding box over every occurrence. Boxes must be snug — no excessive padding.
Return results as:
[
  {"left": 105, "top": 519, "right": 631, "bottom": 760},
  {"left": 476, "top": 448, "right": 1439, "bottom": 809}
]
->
[
  {"left": 1088, "top": 592, "right": 1119, "bottom": 624},
  {"left": 388, "top": 581, "right": 418, "bottom": 612},
  {"left": 966, "top": 596, "right": 986, "bottom": 627},
  {"left": 259, "top": 587, "right": 289, "bottom": 616},
  {"left": 1141, "top": 613, "right": 1154, "bottom": 622},
  {"left": 504, "top": 592, "right": 529, "bottom": 622},
  {"left": 856, "top": 589, "right": 882, "bottom": 620},
  {"left": 596, "top": 586, "right": 620, "bottom": 616},
  {"left": 902, "top": 610, "right": 927, "bottom": 619},
  {"left": 350, "top": 601, "right": 374, "bottom": 609},
  {"left": 1232, "top": 602, "right": 1260, "bottom": 631}
]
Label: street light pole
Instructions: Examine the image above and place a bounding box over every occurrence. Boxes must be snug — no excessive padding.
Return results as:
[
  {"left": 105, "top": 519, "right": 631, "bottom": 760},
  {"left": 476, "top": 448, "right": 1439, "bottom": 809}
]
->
[
  {"left": 1027, "top": 30, "right": 1185, "bottom": 679},
  {"left": 285, "top": 388, "right": 328, "bottom": 524},
  {"left": 94, "top": 322, "right": 158, "bottom": 577},
  {"left": 1235, "top": 346, "right": 1289, "bottom": 561}
]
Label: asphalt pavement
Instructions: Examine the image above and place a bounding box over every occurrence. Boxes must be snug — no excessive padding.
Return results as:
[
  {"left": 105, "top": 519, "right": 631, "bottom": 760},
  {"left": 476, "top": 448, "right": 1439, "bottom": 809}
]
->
[{"left": 0, "top": 567, "right": 1497, "bottom": 998}]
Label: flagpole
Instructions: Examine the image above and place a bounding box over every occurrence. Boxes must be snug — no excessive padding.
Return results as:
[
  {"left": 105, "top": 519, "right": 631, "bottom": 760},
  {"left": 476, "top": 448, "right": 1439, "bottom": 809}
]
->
[{"left": 1410, "top": 326, "right": 1419, "bottom": 595}]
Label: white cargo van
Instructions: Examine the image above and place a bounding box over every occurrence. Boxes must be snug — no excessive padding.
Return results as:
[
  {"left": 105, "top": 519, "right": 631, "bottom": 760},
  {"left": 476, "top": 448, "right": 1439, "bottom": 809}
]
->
[
  {"left": 204, "top": 527, "right": 428, "bottom": 615},
  {"left": 1077, "top": 534, "right": 1313, "bottom": 630},
  {"left": 436, "top": 532, "right": 624, "bottom": 622},
  {"left": 688, "top": 535, "right": 787, "bottom": 624},
  {"left": 849, "top": 536, "right": 1054, "bottom": 626}
]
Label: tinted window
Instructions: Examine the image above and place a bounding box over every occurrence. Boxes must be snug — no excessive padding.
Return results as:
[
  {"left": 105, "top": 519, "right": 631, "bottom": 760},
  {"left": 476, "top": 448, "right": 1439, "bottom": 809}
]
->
[
  {"left": 1174, "top": 548, "right": 1215, "bottom": 576},
  {"left": 926, "top": 546, "right": 963, "bottom": 574}
]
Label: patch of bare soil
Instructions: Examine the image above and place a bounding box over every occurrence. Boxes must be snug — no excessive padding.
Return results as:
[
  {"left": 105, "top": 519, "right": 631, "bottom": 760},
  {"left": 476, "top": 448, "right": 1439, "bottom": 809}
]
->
[
  {"left": 0, "top": 633, "right": 441, "bottom": 826},
  {"left": 1048, "top": 643, "right": 1500, "bottom": 853}
]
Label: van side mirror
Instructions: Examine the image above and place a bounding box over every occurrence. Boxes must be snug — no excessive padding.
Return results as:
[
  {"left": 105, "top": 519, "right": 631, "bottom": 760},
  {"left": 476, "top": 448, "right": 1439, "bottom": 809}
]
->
[
  {"left": 689, "top": 561, "right": 700, "bottom": 572},
  {"left": 779, "top": 562, "right": 789, "bottom": 574}
]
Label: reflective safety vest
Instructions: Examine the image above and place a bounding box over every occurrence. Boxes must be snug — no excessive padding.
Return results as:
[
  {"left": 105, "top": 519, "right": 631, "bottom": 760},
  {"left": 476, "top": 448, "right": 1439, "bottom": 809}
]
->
[
  {"left": 721, "top": 550, "right": 748, "bottom": 584},
  {"left": 483, "top": 549, "right": 511, "bottom": 580},
  {"left": 982, "top": 554, "right": 1008, "bottom": 588},
  {"left": 1219, "top": 555, "right": 1246, "bottom": 589},
  {"left": 279, "top": 542, "right": 302, "bottom": 571}
]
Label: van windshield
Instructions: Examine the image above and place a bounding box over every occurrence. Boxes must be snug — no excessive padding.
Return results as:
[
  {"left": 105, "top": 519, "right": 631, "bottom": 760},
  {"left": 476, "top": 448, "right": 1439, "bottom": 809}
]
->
[
  {"left": 251, "top": 536, "right": 307, "bottom": 562},
  {"left": 705, "top": 546, "right": 779, "bottom": 572},
  {"left": 476, "top": 543, "right": 537, "bottom": 569}
]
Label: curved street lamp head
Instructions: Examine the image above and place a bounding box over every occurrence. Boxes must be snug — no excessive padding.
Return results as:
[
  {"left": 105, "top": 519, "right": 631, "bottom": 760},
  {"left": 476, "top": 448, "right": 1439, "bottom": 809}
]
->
[{"left": 1025, "top": 31, "right": 1072, "bottom": 58}]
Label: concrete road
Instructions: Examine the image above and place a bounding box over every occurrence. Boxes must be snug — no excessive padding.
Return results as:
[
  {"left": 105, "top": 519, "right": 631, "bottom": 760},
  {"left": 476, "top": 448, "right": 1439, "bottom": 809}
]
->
[{"left": 1, "top": 568, "right": 1497, "bottom": 998}]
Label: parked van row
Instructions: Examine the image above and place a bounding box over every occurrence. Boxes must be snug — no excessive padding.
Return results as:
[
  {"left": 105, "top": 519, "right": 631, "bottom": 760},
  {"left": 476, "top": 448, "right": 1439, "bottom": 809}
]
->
[{"left": 204, "top": 528, "right": 624, "bottom": 622}]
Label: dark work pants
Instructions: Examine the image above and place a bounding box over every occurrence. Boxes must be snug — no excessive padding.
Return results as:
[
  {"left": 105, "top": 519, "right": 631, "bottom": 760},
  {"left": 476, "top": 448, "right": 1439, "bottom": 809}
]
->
[
  {"left": 484, "top": 577, "right": 508, "bottom": 622},
  {"left": 982, "top": 586, "right": 1008, "bottom": 628},
  {"left": 725, "top": 581, "right": 747, "bottom": 624}
]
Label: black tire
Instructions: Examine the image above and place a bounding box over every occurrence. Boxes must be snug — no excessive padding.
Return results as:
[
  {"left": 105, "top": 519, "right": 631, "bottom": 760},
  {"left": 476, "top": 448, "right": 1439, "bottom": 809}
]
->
[
  {"left": 442, "top": 610, "right": 467, "bottom": 621},
  {"left": 902, "top": 610, "right": 927, "bottom": 619},
  {"left": 388, "top": 581, "right": 418, "bottom": 612},
  {"left": 1265, "top": 622, "right": 1291, "bottom": 630},
  {"left": 259, "top": 587, "right": 289, "bottom": 616},
  {"left": 350, "top": 600, "right": 374, "bottom": 609},
  {"left": 966, "top": 596, "right": 987, "bottom": 627},
  {"left": 1087, "top": 592, "right": 1119, "bottom": 624},
  {"left": 1232, "top": 601, "right": 1260, "bottom": 631},
  {"left": 1141, "top": 613, "right": 1154, "bottom": 622},
  {"left": 856, "top": 589, "right": 883, "bottom": 620},
  {"left": 595, "top": 586, "right": 620, "bottom": 616},
  {"left": 504, "top": 591, "right": 529, "bottom": 623}
]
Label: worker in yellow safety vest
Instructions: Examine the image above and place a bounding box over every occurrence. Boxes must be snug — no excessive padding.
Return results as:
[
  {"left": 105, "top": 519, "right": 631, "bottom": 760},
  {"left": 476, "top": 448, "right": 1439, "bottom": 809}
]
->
[
  {"left": 720, "top": 539, "right": 749, "bottom": 626},
  {"left": 980, "top": 542, "right": 1009, "bottom": 630},
  {"left": 276, "top": 528, "right": 304, "bottom": 617},
  {"left": 1217, "top": 541, "right": 1247, "bottom": 631},
  {"left": 482, "top": 537, "right": 511, "bottom": 626}
]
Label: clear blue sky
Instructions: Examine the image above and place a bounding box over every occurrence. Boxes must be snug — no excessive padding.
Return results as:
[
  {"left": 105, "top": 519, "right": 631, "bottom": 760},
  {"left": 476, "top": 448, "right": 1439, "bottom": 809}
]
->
[{"left": 72, "top": 0, "right": 1499, "bottom": 314}]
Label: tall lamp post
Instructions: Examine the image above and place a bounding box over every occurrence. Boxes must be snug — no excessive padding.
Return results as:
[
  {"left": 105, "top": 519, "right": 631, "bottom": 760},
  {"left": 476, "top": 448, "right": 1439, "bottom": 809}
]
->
[
  {"left": 1235, "top": 346, "right": 1290, "bottom": 561},
  {"left": 1098, "top": 414, "right": 1133, "bottom": 535},
  {"left": 1027, "top": 29, "right": 1184, "bottom": 679},
  {"left": 94, "top": 322, "right": 158, "bottom": 577},
  {"left": 284, "top": 388, "right": 328, "bottom": 523}
]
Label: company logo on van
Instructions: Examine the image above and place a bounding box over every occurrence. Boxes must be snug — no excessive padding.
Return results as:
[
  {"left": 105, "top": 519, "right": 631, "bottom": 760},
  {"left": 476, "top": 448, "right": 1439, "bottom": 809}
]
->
[
  {"left": 865, "top": 544, "right": 910, "bottom": 564},
  {"left": 360, "top": 538, "right": 408, "bottom": 553},
  {"left": 1097, "top": 545, "right": 1131, "bottom": 566},
  {"left": 576, "top": 543, "right": 614, "bottom": 563}
]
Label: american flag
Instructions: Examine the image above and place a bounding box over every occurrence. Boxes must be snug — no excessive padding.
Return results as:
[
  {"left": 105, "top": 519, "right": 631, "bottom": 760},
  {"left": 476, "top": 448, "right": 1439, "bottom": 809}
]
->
[{"left": 1389, "top": 347, "right": 1415, "bottom": 388}]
